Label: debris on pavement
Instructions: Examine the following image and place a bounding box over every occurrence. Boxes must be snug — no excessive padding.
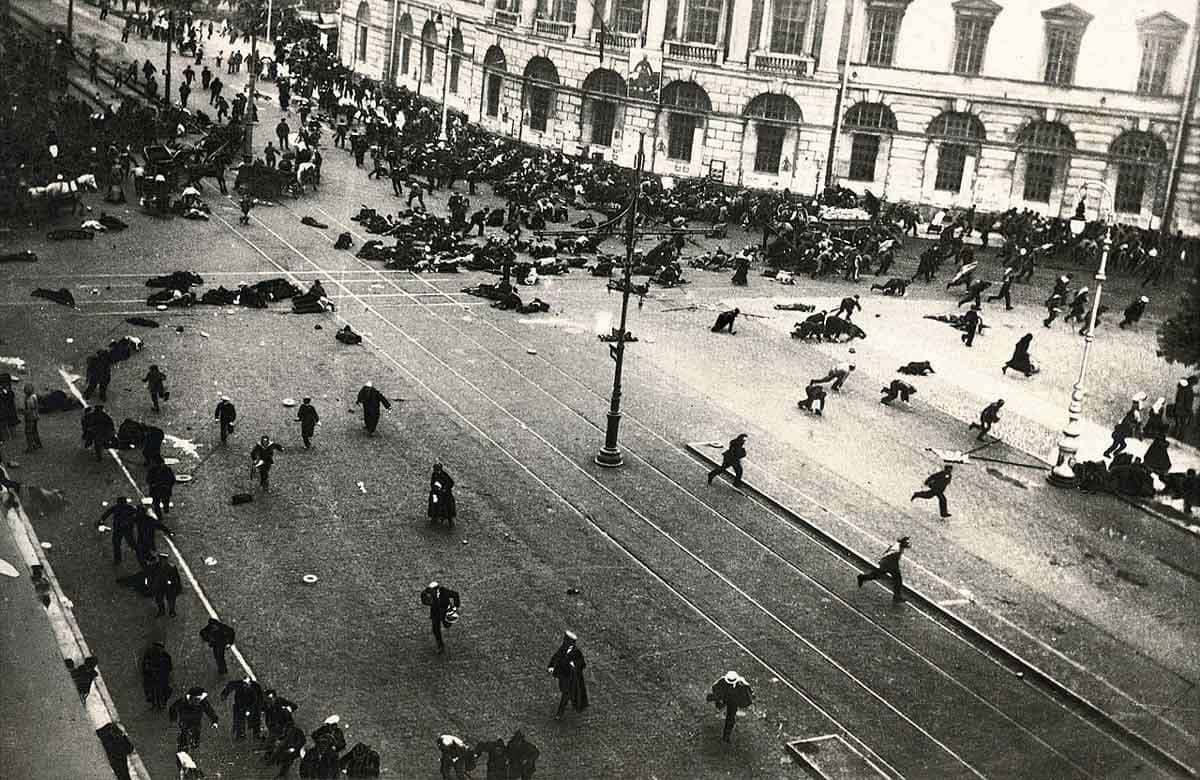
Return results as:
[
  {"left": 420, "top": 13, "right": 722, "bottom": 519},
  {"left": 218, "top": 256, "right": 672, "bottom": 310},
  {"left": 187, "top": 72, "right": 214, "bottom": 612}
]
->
[
  {"left": 0, "top": 251, "right": 37, "bottom": 263},
  {"left": 125, "top": 317, "right": 161, "bottom": 328},
  {"left": 232, "top": 493, "right": 254, "bottom": 505},
  {"left": 356, "top": 481, "right": 367, "bottom": 494},
  {"left": 0, "top": 357, "right": 27, "bottom": 373},
  {"left": 204, "top": 557, "right": 218, "bottom": 566},
  {"left": 301, "top": 216, "right": 329, "bottom": 229},
  {"left": 40, "top": 541, "right": 52, "bottom": 550},
  {"left": 302, "top": 574, "right": 319, "bottom": 584}
]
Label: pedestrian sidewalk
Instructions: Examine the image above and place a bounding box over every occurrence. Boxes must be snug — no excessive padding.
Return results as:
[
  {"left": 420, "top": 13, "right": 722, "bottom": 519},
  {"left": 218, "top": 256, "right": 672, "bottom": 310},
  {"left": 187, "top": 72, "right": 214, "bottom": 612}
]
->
[{"left": 0, "top": 496, "right": 123, "bottom": 780}]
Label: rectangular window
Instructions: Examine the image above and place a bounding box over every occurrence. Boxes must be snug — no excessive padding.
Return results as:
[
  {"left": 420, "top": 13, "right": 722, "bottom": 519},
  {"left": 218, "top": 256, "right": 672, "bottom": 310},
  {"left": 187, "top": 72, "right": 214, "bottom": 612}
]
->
[
  {"left": 754, "top": 125, "right": 786, "bottom": 173},
  {"left": 684, "top": 0, "right": 723, "bottom": 45},
  {"left": 864, "top": 7, "right": 901, "bottom": 66},
  {"left": 537, "top": 0, "right": 577, "bottom": 21},
  {"left": 401, "top": 39, "right": 411, "bottom": 76},
  {"left": 592, "top": 101, "right": 616, "bottom": 146},
  {"left": 529, "top": 86, "right": 552, "bottom": 131},
  {"left": 423, "top": 44, "right": 435, "bottom": 83},
  {"left": 667, "top": 113, "right": 698, "bottom": 160},
  {"left": 486, "top": 73, "right": 503, "bottom": 117},
  {"left": 1137, "top": 37, "right": 1176, "bottom": 96},
  {"left": 952, "top": 16, "right": 991, "bottom": 75},
  {"left": 848, "top": 133, "right": 880, "bottom": 181},
  {"left": 612, "top": 0, "right": 644, "bottom": 34},
  {"left": 1023, "top": 153, "right": 1056, "bottom": 203},
  {"left": 1115, "top": 163, "right": 1147, "bottom": 213},
  {"left": 358, "top": 28, "right": 368, "bottom": 61},
  {"left": 1043, "top": 26, "right": 1079, "bottom": 85},
  {"left": 934, "top": 143, "right": 967, "bottom": 192},
  {"left": 770, "top": 0, "right": 811, "bottom": 56}
]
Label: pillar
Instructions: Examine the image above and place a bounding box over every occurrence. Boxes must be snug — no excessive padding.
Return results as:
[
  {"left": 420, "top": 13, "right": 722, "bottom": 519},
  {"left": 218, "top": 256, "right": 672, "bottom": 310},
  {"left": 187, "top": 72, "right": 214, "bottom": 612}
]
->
[
  {"left": 728, "top": 0, "right": 756, "bottom": 63},
  {"left": 645, "top": 0, "right": 671, "bottom": 50},
  {"left": 575, "top": 0, "right": 596, "bottom": 40},
  {"left": 818, "top": 0, "right": 847, "bottom": 75}
]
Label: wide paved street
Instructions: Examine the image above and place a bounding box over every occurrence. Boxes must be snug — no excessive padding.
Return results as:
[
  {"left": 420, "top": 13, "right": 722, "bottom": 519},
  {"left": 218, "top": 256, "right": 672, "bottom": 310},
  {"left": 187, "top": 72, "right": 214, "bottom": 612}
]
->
[{"left": 3, "top": 3, "right": 1199, "bottom": 778}]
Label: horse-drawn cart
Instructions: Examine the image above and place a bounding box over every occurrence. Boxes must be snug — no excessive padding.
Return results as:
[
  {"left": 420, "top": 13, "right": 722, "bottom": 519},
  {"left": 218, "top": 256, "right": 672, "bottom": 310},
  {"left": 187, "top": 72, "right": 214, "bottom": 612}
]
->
[
  {"left": 234, "top": 163, "right": 302, "bottom": 200},
  {"left": 143, "top": 145, "right": 186, "bottom": 188}
]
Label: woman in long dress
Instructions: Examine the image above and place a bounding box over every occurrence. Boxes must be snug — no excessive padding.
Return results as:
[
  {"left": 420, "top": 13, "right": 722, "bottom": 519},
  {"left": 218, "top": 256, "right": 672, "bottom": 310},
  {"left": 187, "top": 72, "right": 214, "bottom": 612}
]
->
[{"left": 1003, "top": 333, "right": 1038, "bottom": 377}]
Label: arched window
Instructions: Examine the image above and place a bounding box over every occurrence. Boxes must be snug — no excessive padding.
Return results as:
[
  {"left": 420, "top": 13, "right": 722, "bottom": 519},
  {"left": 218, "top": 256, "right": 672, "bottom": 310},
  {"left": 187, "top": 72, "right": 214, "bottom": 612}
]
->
[
  {"left": 398, "top": 14, "right": 413, "bottom": 78},
  {"left": 421, "top": 20, "right": 438, "bottom": 85},
  {"left": 523, "top": 57, "right": 560, "bottom": 132},
  {"left": 745, "top": 93, "right": 802, "bottom": 174},
  {"left": 662, "top": 81, "right": 711, "bottom": 161},
  {"left": 450, "top": 29, "right": 464, "bottom": 94},
  {"left": 927, "top": 111, "right": 985, "bottom": 193},
  {"left": 1110, "top": 130, "right": 1168, "bottom": 214},
  {"left": 844, "top": 102, "right": 896, "bottom": 182},
  {"left": 483, "top": 46, "right": 507, "bottom": 118},
  {"left": 583, "top": 68, "right": 627, "bottom": 147},
  {"left": 1016, "top": 121, "right": 1074, "bottom": 203},
  {"left": 355, "top": 2, "right": 371, "bottom": 62}
]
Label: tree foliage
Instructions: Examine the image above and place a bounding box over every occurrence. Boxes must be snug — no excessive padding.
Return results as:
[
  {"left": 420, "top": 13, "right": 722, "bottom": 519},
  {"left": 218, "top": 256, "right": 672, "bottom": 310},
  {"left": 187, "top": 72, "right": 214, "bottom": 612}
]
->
[{"left": 1157, "top": 262, "right": 1200, "bottom": 367}]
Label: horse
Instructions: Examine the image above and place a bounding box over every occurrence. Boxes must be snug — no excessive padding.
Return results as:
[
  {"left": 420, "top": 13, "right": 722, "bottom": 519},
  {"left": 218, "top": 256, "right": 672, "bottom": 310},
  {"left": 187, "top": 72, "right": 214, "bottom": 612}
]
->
[
  {"left": 183, "top": 161, "right": 228, "bottom": 194},
  {"left": 27, "top": 178, "right": 82, "bottom": 220},
  {"left": 295, "top": 161, "right": 318, "bottom": 193}
]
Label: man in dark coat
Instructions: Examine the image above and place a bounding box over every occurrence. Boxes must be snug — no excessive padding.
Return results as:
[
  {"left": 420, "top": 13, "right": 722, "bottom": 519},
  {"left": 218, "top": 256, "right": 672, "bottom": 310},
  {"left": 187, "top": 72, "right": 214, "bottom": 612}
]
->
[
  {"left": 141, "top": 640, "right": 173, "bottom": 709},
  {"left": 707, "top": 433, "right": 748, "bottom": 487},
  {"left": 143, "top": 365, "right": 168, "bottom": 411},
  {"left": 857, "top": 536, "right": 911, "bottom": 603},
  {"left": 880, "top": 379, "right": 917, "bottom": 405},
  {"left": 548, "top": 631, "right": 588, "bottom": 719},
  {"left": 168, "top": 686, "right": 219, "bottom": 750},
  {"left": 250, "top": 435, "right": 284, "bottom": 490},
  {"left": 420, "top": 581, "right": 461, "bottom": 654},
  {"left": 148, "top": 552, "right": 183, "bottom": 617},
  {"left": 135, "top": 504, "right": 173, "bottom": 565},
  {"left": 99, "top": 496, "right": 140, "bottom": 564},
  {"left": 355, "top": 382, "right": 392, "bottom": 435},
  {"left": 707, "top": 671, "right": 753, "bottom": 742},
  {"left": 275, "top": 118, "right": 290, "bottom": 150},
  {"left": 710, "top": 308, "right": 740, "bottom": 334},
  {"left": 263, "top": 689, "right": 300, "bottom": 740},
  {"left": 87, "top": 404, "right": 116, "bottom": 462},
  {"left": 296, "top": 397, "right": 319, "bottom": 448},
  {"left": 220, "top": 676, "right": 264, "bottom": 740},
  {"left": 147, "top": 458, "right": 176, "bottom": 519},
  {"left": 83, "top": 350, "right": 113, "bottom": 401},
  {"left": 986, "top": 268, "right": 1015, "bottom": 310},
  {"left": 835, "top": 294, "right": 862, "bottom": 320},
  {"left": 912, "top": 465, "right": 953, "bottom": 518},
  {"left": 199, "top": 617, "right": 236, "bottom": 675},
  {"left": 214, "top": 395, "right": 236, "bottom": 443},
  {"left": 1119, "top": 295, "right": 1149, "bottom": 329},
  {"left": 960, "top": 307, "right": 982, "bottom": 347},
  {"left": 969, "top": 399, "right": 1005, "bottom": 441},
  {"left": 1174, "top": 377, "right": 1196, "bottom": 439}
]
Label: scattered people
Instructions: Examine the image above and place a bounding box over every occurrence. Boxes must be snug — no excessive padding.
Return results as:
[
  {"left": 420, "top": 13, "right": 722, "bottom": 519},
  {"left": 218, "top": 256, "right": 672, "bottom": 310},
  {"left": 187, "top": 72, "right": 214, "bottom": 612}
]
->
[
  {"left": 969, "top": 399, "right": 1005, "bottom": 441},
  {"left": 880, "top": 379, "right": 917, "bottom": 405},
  {"left": 168, "top": 686, "right": 220, "bottom": 750},
  {"left": 711, "top": 308, "right": 740, "bottom": 335},
  {"left": 547, "top": 631, "right": 589, "bottom": 720},
  {"left": 707, "top": 671, "right": 753, "bottom": 743},
  {"left": 250, "top": 434, "right": 284, "bottom": 490},
  {"left": 911, "top": 465, "right": 953, "bottom": 519},
  {"left": 296, "top": 397, "right": 320, "bottom": 448},
  {"left": 707, "top": 434, "right": 748, "bottom": 488},
  {"left": 199, "top": 617, "right": 236, "bottom": 676},
  {"left": 420, "top": 581, "right": 461, "bottom": 654},
  {"left": 214, "top": 395, "right": 237, "bottom": 443},
  {"left": 355, "top": 381, "right": 392, "bottom": 435},
  {"left": 1003, "top": 334, "right": 1039, "bottom": 377},
  {"left": 427, "top": 463, "right": 456, "bottom": 527}
]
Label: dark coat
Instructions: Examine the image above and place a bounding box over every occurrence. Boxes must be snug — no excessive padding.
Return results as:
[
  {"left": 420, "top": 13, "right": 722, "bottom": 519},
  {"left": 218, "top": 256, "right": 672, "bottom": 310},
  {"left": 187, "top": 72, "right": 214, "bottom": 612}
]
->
[
  {"left": 135, "top": 509, "right": 172, "bottom": 552},
  {"left": 143, "top": 368, "right": 167, "bottom": 395},
  {"left": 297, "top": 403, "right": 320, "bottom": 430},
  {"left": 355, "top": 386, "right": 391, "bottom": 416},
  {"left": 147, "top": 559, "right": 182, "bottom": 597},
  {"left": 924, "top": 469, "right": 952, "bottom": 494},
  {"left": 428, "top": 467, "right": 456, "bottom": 520},
  {"left": 147, "top": 462, "right": 176, "bottom": 495},
  {"left": 220, "top": 678, "right": 263, "bottom": 715},
  {"left": 251, "top": 441, "right": 284, "bottom": 466},
  {"left": 547, "top": 642, "right": 589, "bottom": 710},
  {"left": 214, "top": 400, "right": 237, "bottom": 424},
  {"left": 722, "top": 437, "right": 747, "bottom": 464},
  {"left": 200, "top": 618, "right": 236, "bottom": 648},
  {"left": 421, "top": 586, "right": 461, "bottom": 623},
  {"left": 141, "top": 643, "right": 173, "bottom": 704},
  {"left": 708, "top": 677, "right": 753, "bottom": 710},
  {"left": 169, "top": 692, "right": 219, "bottom": 728},
  {"left": 311, "top": 722, "right": 347, "bottom": 754}
]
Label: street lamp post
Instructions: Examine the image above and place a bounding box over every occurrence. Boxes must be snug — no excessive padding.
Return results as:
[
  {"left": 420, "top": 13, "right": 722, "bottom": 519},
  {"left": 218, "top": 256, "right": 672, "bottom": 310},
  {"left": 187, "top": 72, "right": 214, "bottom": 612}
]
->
[
  {"left": 1048, "top": 183, "right": 1115, "bottom": 487},
  {"left": 437, "top": 4, "right": 452, "bottom": 142},
  {"left": 595, "top": 133, "right": 647, "bottom": 468},
  {"left": 243, "top": 1, "right": 262, "bottom": 161}
]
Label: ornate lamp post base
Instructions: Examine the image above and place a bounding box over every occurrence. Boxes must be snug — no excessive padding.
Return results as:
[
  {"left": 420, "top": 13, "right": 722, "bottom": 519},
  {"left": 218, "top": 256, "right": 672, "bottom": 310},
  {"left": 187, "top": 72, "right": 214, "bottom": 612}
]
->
[
  {"left": 1047, "top": 459, "right": 1079, "bottom": 487},
  {"left": 595, "top": 411, "right": 624, "bottom": 468}
]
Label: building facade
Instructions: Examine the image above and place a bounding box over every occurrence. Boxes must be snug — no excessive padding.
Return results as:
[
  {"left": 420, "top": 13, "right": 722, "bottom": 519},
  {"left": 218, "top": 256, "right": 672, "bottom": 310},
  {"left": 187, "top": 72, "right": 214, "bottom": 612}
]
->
[{"left": 339, "top": 0, "right": 1200, "bottom": 233}]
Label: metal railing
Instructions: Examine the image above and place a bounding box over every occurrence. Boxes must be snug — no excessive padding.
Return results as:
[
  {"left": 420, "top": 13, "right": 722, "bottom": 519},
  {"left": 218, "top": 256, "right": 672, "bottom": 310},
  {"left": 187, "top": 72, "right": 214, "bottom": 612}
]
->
[
  {"left": 750, "top": 50, "right": 811, "bottom": 78},
  {"left": 665, "top": 40, "right": 722, "bottom": 65},
  {"left": 492, "top": 9, "right": 521, "bottom": 29},
  {"left": 533, "top": 18, "right": 572, "bottom": 40},
  {"left": 590, "top": 27, "right": 639, "bottom": 51}
]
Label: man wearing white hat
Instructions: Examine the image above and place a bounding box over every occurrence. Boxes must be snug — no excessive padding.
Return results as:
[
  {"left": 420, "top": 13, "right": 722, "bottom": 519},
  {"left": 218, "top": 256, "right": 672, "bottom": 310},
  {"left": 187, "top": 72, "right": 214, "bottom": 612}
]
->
[
  {"left": 355, "top": 381, "right": 392, "bottom": 435},
  {"left": 214, "top": 395, "right": 237, "bottom": 443},
  {"left": 437, "top": 734, "right": 475, "bottom": 779},
  {"left": 547, "top": 631, "right": 589, "bottom": 719},
  {"left": 707, "top": 671, "right": 753, "bottom": 742},
  {"left": 420, "top": 581, "right": 461, "bottom": 654},
  {"left": 1119, "top": 296, "right": 1149, "bottom": 329}
]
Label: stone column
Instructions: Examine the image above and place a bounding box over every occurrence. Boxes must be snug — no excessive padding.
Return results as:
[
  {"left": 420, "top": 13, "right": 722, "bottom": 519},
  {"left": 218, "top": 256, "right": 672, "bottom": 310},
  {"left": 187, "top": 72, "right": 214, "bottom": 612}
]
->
[
  {"left": 575, "top": 0, "right": 597, "bottom": 40},
  {"left": 645, "top": 0, "right": 671, "bottom": 50},
  {"left": 728, "top": 0, "right": 757, "bottom": 64},
  {"left": 817, "top": 0, "right": 847, "bottom": 75}
]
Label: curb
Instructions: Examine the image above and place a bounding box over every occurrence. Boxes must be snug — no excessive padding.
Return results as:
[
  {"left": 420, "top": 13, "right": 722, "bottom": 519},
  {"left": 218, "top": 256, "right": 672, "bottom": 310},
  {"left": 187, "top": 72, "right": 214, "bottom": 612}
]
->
[
  {"left": 685, "top": 442, "right": 1198, "bottom": 779},
  {"left": 1, "top": 490, "right": 152, "bottom": 780}
]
